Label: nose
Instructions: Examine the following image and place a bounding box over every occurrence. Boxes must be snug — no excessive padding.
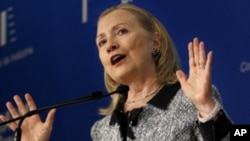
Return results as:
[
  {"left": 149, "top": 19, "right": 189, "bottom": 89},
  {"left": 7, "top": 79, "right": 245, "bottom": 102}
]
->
[
  {"left": 107, "top": 45, "right": 118, "bottom": 53},
  {"left": 106, "top": 38, "right": 118, "bottom": 53}
]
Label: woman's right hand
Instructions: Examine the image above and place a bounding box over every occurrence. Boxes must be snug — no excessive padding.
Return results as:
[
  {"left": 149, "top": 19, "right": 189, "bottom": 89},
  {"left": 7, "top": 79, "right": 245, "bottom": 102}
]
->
[{"left": 0, "top": 93, "right": 56, "bottom": 141}]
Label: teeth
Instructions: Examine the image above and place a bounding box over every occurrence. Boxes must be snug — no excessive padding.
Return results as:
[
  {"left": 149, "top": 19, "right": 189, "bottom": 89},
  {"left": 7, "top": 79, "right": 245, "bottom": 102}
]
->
[
  {"left": 112, "top": 56, "right": 121, "bottom": 61},
  {"left": 111, "top": 55, "right": 125, "bottom": 65}
]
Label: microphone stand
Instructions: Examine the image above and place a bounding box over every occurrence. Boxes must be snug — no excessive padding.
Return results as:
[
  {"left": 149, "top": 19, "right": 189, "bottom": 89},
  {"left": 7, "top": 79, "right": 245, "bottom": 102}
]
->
[{"left": 0, "top": 85, "right": 129, "bottom": 141}]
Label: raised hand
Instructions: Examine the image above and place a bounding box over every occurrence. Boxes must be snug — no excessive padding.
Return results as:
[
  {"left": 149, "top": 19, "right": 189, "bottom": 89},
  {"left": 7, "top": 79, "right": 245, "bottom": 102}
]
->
[
  {"left": 0, "top": 94, "right": 56, "bottom": 141},
  {"left": 176, "top": 37, "right": 215, "bottom": 118}
]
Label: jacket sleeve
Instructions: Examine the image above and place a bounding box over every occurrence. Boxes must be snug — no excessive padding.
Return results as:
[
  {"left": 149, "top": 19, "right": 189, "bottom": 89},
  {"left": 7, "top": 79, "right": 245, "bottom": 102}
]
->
[
  {"left": 198, "top": 85, "right": 232, "bottom": 141},
  {"left": 198, "top": 109, "right": 232, "bottom": 141}
]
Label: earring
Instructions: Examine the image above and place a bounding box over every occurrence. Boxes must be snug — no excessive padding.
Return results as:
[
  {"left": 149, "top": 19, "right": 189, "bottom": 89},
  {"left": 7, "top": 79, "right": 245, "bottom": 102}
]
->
[{"left": 151, "top": 48, "right": 159, "bottom": 57}]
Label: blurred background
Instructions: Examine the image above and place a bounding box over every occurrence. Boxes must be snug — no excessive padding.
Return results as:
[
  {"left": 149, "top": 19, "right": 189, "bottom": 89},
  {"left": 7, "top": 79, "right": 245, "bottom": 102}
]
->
[{"left": 1, "top": 0, "right": 249, "bottom": 140}]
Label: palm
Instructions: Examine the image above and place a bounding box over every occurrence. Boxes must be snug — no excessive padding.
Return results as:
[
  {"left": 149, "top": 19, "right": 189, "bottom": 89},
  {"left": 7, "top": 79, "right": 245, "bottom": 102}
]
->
[
  {"left": 176, "top": 37, "right": 214, "bottom": 116},
  {"left": 0, "top": 94, "right": 55, "bottom": 141},
  {"left": 20, "top": 115, "right": 53, "bottom": 141}
]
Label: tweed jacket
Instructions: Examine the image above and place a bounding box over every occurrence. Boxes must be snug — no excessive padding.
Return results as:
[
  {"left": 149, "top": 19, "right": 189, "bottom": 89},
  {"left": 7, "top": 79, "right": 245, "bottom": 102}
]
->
[{"left": 91, "top": 83, "right": 231, "bottom": 141}]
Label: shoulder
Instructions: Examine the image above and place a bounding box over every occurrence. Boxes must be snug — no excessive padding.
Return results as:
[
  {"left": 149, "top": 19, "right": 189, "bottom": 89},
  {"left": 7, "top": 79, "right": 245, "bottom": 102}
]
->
[
  {"left": 91, "top": 114, "right": 125, "bottom": 140},
  {"left": 91, "top": 115, "right": 111, "bottom": 131},
  {"left": 172, "top": 88, "right": 195, "bottom": 108},
  {"left": 211, "top": 84, "right": 223, "bottom": 103}
]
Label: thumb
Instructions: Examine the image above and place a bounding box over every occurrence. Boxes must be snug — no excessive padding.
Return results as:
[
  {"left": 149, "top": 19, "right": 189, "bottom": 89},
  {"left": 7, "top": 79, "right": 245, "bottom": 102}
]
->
[
  {"left": 45, "top": 109, "right": 56, "bottom": 127},
  {"left": 176, "top": 70, "right": 187, "bottom": 84}
]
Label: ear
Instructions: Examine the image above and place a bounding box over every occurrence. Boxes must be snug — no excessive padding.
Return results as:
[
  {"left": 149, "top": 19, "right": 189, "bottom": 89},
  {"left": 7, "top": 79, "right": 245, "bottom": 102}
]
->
[{"left": 152, "top": 32, "right": 161, "bottom": 50}]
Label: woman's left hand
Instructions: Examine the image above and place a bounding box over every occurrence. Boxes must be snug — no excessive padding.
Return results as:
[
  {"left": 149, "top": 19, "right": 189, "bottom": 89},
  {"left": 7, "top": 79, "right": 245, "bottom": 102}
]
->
[{"left": 176, "top": 37, "right": 215, "bottom": 118}]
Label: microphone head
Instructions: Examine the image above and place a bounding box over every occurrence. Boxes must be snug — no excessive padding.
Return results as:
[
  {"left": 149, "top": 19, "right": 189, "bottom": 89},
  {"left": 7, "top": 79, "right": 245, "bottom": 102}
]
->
[{"left": 116, "top": 85, "right": 129, "bottom": 95}]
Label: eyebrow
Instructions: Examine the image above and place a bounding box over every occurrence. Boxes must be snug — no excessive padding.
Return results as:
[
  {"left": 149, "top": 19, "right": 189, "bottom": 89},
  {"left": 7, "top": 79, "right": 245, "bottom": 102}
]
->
[{"left": 96, "top": 23, "right": 129, "bottom": 40}]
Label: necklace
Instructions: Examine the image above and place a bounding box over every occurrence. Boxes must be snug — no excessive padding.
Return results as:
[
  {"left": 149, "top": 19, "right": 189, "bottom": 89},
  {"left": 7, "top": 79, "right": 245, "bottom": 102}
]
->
[{"left": 126, "top": 85, "right": 163, "bottom": 104}]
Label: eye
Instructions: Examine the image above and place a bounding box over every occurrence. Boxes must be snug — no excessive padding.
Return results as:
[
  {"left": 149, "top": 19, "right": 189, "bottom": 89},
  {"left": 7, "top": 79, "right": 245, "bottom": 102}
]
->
[
  {"left": 98, "top": 40, "right": 107, "bottom": 48},
  {"left": 118, "top": 28, "right": 128, "bottom": 35}
]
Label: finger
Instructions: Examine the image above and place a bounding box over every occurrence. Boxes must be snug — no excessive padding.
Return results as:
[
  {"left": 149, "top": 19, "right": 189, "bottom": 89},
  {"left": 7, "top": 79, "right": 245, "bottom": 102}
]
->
[
  {"left": 199, "top": 41, "right": 206, "bottom": 66},
  {"left": 45, "top": 109, "right": 56, "bottom": 128},
  {"left": 0, "top": 114, "right": 8, "bottom": 122},
  {"left": 193, "top": 37, "right": 200, "bottom": 67},
  {"left": 0, "top": 115, "right": 17, "bottom": 131},
  {"left": 188, "top": 42, "right": 195, "bottom": 68},
  {"left": 25, "top": 93, "right": 37, "bottom": 111},
  {"left": 205, "top": 51, "right": 213, "bottom": 75},
  {"left": 24, "top": 93, "right": 42, "bottom": 122},
  {"left": 6, "top": 101, "right": 21, "bottom": 119},
  {"left": 13, "top": 95, "right": 28, "bottom": 115}
]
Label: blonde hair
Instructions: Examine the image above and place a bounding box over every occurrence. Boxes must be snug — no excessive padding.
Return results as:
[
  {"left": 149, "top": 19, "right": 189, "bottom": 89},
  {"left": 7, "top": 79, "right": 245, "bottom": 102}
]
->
[{"left": 98, "top": 3, "right": 181, "bottom": 115}]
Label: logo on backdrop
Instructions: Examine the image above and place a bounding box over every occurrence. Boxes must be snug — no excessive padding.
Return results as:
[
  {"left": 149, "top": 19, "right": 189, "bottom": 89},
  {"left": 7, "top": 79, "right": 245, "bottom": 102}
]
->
[
  {"left": 81, "top": 0, "right": 134, "bottom": 24},
  {"left": 121, "top": 0, "right": 134, "bottom": 3},
  {"left": 240, "top": 61, "right": 250, "bottom": 73},
  {"left": 82, "top": 0, "right": 88, "bottom": 23},
  {"left": 0, "top": 6, "right": 34, "bottom": 69},
  {"left": 0, "top": 6, "right": 17, "bottom": 47}
]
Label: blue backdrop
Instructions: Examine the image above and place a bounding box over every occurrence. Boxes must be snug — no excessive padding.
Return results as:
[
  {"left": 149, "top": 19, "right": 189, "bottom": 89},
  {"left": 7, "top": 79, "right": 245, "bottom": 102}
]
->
[{"left": 1, "top": 0, "right": 250, "bottom": 140}]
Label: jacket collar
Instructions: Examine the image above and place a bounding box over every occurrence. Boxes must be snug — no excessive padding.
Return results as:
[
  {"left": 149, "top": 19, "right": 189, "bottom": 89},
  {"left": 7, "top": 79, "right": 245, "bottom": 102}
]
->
[{"left": 148, "top": 82, "right": 181, "bottom": 110}]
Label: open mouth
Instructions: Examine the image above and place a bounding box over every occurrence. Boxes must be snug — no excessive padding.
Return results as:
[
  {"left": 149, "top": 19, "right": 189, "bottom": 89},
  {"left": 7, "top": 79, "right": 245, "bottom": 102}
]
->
[{"left": 110, "top": 54, "right": 126, "bottom": 65}]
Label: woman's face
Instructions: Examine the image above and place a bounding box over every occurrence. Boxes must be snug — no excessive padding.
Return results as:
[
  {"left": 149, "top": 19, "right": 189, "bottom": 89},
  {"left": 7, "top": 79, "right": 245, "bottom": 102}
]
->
[{"left": 96, "top": 9, "right": 157, "bottom": 84}]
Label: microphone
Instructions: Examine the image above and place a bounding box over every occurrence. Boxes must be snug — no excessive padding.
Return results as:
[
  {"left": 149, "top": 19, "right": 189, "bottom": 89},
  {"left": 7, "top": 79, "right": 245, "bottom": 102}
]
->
[
  {"left": 0, "top": 85, "right": 129, "bottom": 141},
  {"left": 116, "top": 85, "right": 129, "bottom": 95}
]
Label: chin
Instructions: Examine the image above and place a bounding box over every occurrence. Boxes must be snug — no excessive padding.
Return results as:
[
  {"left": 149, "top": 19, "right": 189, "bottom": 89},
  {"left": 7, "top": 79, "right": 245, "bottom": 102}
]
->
[{"left": 113, "top": 72, "right": 133, "bottom": 85}]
